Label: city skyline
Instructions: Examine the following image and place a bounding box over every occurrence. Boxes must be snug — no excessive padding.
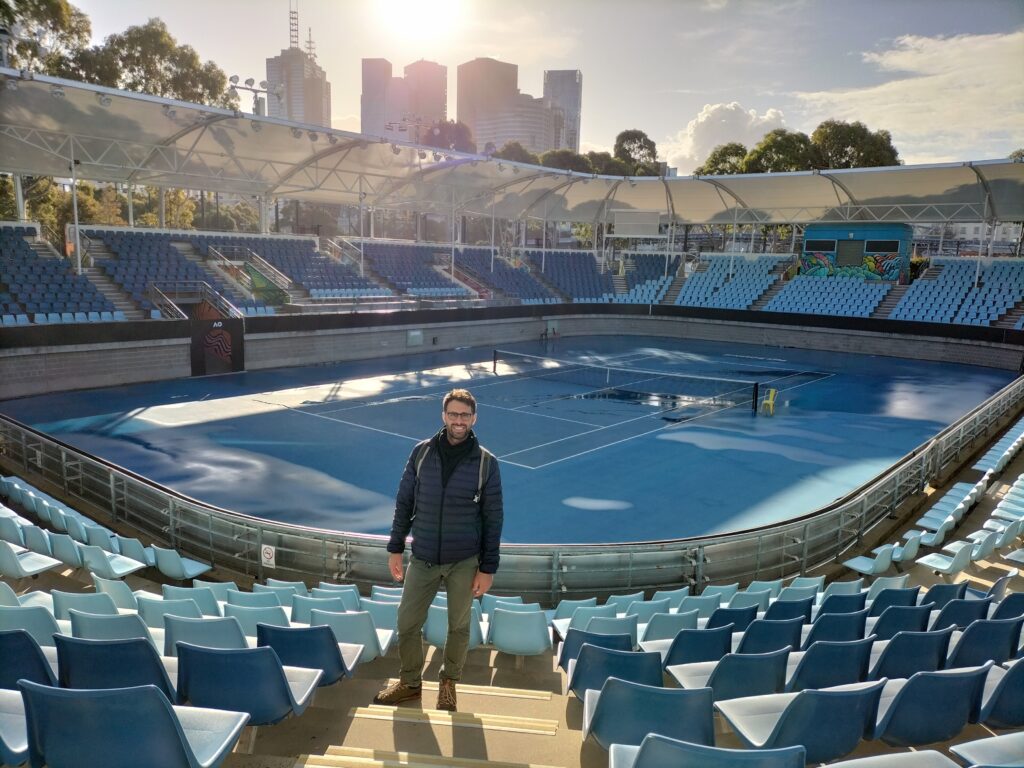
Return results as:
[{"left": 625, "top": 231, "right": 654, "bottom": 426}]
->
[{"left": 72, "top": 0, "right": 1023, "bottom": 173}]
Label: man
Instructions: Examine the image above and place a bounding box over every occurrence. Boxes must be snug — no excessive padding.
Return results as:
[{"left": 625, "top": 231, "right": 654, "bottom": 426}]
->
[{"left": 373, "top": 388, "right": 503, "bottom": 712}]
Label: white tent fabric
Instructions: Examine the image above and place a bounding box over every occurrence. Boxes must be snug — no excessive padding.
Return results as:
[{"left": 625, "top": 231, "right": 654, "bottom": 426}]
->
[{"left": 2, "top": 68, "right": 1022, "bottom": 225}]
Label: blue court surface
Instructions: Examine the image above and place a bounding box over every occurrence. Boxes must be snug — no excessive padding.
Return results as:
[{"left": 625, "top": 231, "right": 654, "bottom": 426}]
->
[{"left": 1, "top": 335, "right": 1014, "bottom": 544}]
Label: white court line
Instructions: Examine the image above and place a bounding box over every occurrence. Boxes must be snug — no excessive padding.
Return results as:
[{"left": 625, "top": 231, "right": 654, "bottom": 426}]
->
[{"left": 477, "top": 401, "right": 601, "bottom": 427}]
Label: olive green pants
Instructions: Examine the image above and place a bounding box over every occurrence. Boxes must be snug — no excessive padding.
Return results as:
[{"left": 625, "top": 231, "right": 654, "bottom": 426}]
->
[{"left": 396, "top": 554, "right": 478, "bottom": 686}]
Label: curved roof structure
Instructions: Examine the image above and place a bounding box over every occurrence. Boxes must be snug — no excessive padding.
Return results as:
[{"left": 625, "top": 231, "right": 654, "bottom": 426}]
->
[{"left": 2, "top": 67, "right": 1022, "bottom": 225}]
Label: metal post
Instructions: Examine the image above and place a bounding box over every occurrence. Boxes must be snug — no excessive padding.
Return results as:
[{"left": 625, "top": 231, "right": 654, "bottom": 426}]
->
[
  {"left": 790, "top": 223, "right": 797, "bottom": 253},
  {"left": 450, "top": 188, "right": 456, "bottom": 279},
  {"left": 69, "top": 142, "right": 82, "bottom": 275},
  {"left": 158, "top": 188, "right": 166, "bottom": 228},
  {"left": 13, "top": 174, "right": 24, "bottom": 220},
  {"left": 937, "top": 226, "right": 944, "bottom": 257},
  {"left": 490, "top": 197, "right": 496, "bottom": 272},
  {"left": 358, "top": 178, "right": 365, "bottom": 277},
  {"left": 987, "top": 222, "right": 996, "bottom": 258},
  {"left": 127, "top": 184, "right": 135, "bottom": 226}
]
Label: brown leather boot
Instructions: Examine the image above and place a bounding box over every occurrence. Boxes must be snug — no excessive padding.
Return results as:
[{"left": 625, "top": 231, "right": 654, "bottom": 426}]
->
[
  {"left": 373, "top": 681, "right": 421, "bottom": 705},
  {"left": 437, "top": 677, "right": 457, "bottom": 712}
]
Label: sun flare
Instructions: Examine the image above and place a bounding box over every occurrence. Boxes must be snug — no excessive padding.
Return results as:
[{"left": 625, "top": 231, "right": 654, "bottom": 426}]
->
[{"left": 371, "top": 0, "right": 467, "bottom": 45}]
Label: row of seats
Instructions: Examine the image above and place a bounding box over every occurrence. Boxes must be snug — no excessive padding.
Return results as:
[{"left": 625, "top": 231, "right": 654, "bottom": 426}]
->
[
  {"left": 676, "top": 255, "right": 786, "bottom": 310},
  {"left": 456, "top": 248, "right": 556, "bottom": 302},
  {"left": 1, "top": 240, "right": 114, "bottom": 319},
  {"left": 524, "top": 250, "right": 614, "bottom": 301},
  {"left": 360, "top": 241, "right": 471, "bottom": 297},
  {"left": 764, "top": 275, "right": 890, "bottom": 318},
  {"left": 1, "top": 310, "right": 127, "bottom": 326}
]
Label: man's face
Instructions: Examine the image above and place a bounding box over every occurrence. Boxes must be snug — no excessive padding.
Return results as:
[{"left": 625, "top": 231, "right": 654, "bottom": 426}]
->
[{"left": 442, "top": 400, "right": 477, "bottom": 444}]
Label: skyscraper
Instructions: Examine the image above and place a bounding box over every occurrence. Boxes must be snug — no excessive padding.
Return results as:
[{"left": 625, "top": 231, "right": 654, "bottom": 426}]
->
[
  {"left": 456, "top": 58, "right": 519, "bottom": 147},
  {"left": 404, "top": 60, "right": 447, "bottom": 126},
  {"left": 264, "top": 11, "right": 331, "bottom": 127},
  {"left": 360, "top": 58, "right": 392, "bottom": 138},
  {"left": 361, "top": 58, "right": 447, "bottom": 141},
  {"left": 543, "top": 70, "right": 582, "bottom": 152}
]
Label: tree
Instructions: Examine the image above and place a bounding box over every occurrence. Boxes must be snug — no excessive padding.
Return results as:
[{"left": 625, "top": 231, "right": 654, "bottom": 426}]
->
[
  {"left": 810, "top": 120, "right": 899, "bottom": 169},
  {"left": 61, "top": 19, "right": 235, "bottom": 108},
  {"left": 695, "top": 142, "right": 748, "bottom": 175},
  {"left": 539, "top": 149, "right": 593, "bottom": 174},
  {"left": 586, "top": 151, "right": 631, "bottom": 177},
  {"left": 492, "top": 141, "right": 540, "bottom": 166},
  {"left": 613, "top": 129, "right": 659, "bottom": 175},
  {"left": 2, "top": 0, "right": 91, "bottom": 75},
  {"left": 742, "top": 129, "right": 818, "bottom": 173},
  {"left": 423, "top": 120, "right": 476, "bottom": 154},
  {"left": 1009, "top": 148, "right": 1024, "bottom": 162}
]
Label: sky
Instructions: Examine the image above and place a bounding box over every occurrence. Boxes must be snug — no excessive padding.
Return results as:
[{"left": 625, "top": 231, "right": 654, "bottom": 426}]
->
[{"left": 73, "top": 0, "right": 1024, "bottom": 173}]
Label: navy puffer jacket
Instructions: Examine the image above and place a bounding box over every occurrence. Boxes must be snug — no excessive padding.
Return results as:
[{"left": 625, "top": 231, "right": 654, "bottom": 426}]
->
[{"left": 386, "top": 429, "right": 503, "bottom": 573}]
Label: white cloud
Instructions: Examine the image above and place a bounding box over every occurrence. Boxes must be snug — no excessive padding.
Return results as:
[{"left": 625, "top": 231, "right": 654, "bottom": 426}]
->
[
  {"left": 793, "top": 31, "right": 1024, "bottom": 163},
  {"left": 661, "top": 102, "right": 786, "bottom": 174}
]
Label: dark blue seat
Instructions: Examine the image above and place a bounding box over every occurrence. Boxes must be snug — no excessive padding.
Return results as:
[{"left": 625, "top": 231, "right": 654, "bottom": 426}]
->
[
  {"left": 608, "top": 733, "right": 806, "bottom": 768},
  {"left": 583, "top": 677, "right": 714, "bottom": 750},
  {"left": 556, "top": 627, "right": 632, "bottom": 672},
  {"left": 662, "top": 623, "right": 734, "bottom": 668},
  {"left": 735, "top": 617, "right": 804, "bottom": 655},
  {"left": 929, "top": 597, "right": 992, "bottom": 631},
  {"left": 256, "top": 623, "right": 357, "bottom": 686},
  {"left": 705, "top": 604, "right": 757, "bottom": 632},
  {"left": 54, "top": 634, "right": 177, "bottom": 703},
  {"left": 0, "top": 629, "right": 56, "bottom": 688},
  {"left": 946, "top": 616, "right": 1024, "bottom": 668},
  {"left": 870, "top": 604, "right": 933, "bottom": 640},
  {"left": 566, "top": 644, "right": 662, "bottom": 700},
  {"left": 786, "top": 636, "right": 873, "bottom": 692},
  {"left": 868, "top": 586, "right": 921, "bottom": 617}
]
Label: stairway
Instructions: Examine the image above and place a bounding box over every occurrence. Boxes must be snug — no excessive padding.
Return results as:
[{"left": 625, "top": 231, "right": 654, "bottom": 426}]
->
[
  {"left": 81, "top": 267, "right": 145, "bottom": 320},
  {"left": 660, "top": 274, "right": 687, "bottom": 305},
  {"left": 528, "top": 265, "right": 570, "bottom": 302},
  {"left": 170, "top": 242, "right": 253, "bottom": 302},
  {"left": 871, "top": 284, "right": 907, "bottom": 319},
  {"left": 749, "top": 279, "right": 786, "bottom": 311},
  {"left": 27, "top": 240, "right": 62, "bottom": 260},
  {"left": 994, "top": 299, "right": 1024, "bottom": 329}
]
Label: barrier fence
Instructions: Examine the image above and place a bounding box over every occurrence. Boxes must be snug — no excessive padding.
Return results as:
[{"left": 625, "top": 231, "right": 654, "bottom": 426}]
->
[{"left": 1, "top": 373, "right": 1022, "bottom": 604}]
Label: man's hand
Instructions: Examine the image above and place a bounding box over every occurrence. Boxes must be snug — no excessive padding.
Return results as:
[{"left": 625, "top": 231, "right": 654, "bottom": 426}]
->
[
  {"left": 471, "top": 571, "right": 493, "bottom": 598},
  {"left": 388, "top": 552, "right": 405, "bottom": 582}
]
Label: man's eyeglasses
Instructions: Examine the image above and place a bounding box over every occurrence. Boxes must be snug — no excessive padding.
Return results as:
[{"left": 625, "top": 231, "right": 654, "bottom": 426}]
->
[{"left": 445, "top": 411, "right": 474, "bottom": 420}]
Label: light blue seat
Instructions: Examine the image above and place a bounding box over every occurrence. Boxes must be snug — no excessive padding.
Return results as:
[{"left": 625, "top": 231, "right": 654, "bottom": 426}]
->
[
  {"left": 735, "top": 617, "right": 804, "bottom": 654},
  {"left": 177, "top": 643, "right": 321, "bottom": 730},
  {"left": 192, "top": 579, "right": 239, "bottom": 603},
  {"left": 639, "top": 609, "right": 699, "bottom": 643},
  {"left": 622, "top": 598, "right": 672, "bottom": 624},
  {"left": 424, "top": 603, "right": 484, "bottom": 648},
  {"left": 480, "top": 592, "right": 523, "bottom": 616},
  {"left": 84, "top": 525, "right": 116, "bottom": 552},
  {"left": 226, "top": 589, "right": 282, "bottom": 608},
  {"left": 786, "top": 636, "right": 873, "bottom": 692},
  {"left": 565, "top": 644, "right": 662, "bottom": 700},
  {"left": 68, "top": 609, "right": 154, "bottom": 646},
  {"left": 951, "top": 732, "right": 1024, "bottom": 768},
  {"left": 745, "top": 579, "right": 784, "bottom": 599},
  {"left": 92, "top": 573, "right": 144, "bottom": 611},
  {"left": 252, "top": 583, "right": 299, "bottom": 604},
  {"left": 584, "top": 678, "right": 713, "bottom": 751},
  {"left": 290, "top": 594, "right": 347, "bottom": 624},
  {"left": 265, "top": 578, "right": 310, "bottom": 598},
  {"left": 668, "top": 647, "right": 790, "bottom": 701},
  {"left": 701, "top": 583, "right": 739, "bottom": 605},
  {"left": 551, "top": 603, "right": 617, "bottom": 640},
  {"left": 717, "top": 679, "right": 886, "bottom": 764},
  {"left": 114, "top": 535, "right": 156, "bottom": 567},
  {"left": 728, "top": 590, "right": 772, "bottom": 612},
  {"left": 677, "top": 593, "right": 724, "bottom": 619},
  {"left": 0, "top": 539, "right": 62, "bottom": 580},
  {"left": 54, "top": 634, "right": 177, "bottom": 702},
  {"left": 0, "top": 516, "right": 25, "bottom": 546},
  {"left": 51, "top": 590, "right": 119, "bottom": 621},
  {"left": 222, "top": 603, "right": 289, "bottom": 637},
  {"left": 609, "top": 733, "right": 805, "bottom": 768},
  {"left": 0, "top": 628, "right": 57, "bottom": 688},
  {"left": 137, "top": 596, "right": 203, "bottom": 629},
  {"left": 79, "top": 544, "right": 148, "bottom": 580},
  {"left": 256, "top": 623, "right": 361, "bottom": 686},
  {"left": 543, "top": 597, "right": 598, "bottom": 623},
  {"left": 312, "top": 586, "right": 360, "bottom": 610},
  {"left": 865, "top": 575, "right": 910, "bottom": 603},
  {"left": 873, "top": 663, "right": 992, "bottom": 746},
  {"left": 0, "top": 605, "right": 63, "bottom": 647},
  {"left": 152, "top": 545, "right": 210, "bottom": 581},
  {"left": 819, "top": 578, "right": 864, "bottom": 602},
  {"left": 947, "top": 616, "right": 1024, "bottom": 668},
  {"left": 844, "top": 544, "right": 894, "bottom": 576},
  {"left": 19, "top": 679, "right": 249, "bottom": 768},
  {"left": 310, "top": 609, "right": 393, "bottom": 663},
  {"left": 585, "top": 614, "right": 639, "bottom": 649},
  {"left": 869, "top": 626, "right": 953, "bottom": 680},
  {"left": 62, "top": 515, "right": 91, "bottom": 544},
  {"left": 786, "top": 575, "right": 825, "bottom": 594},
  {"left": 888, "top": 531, "right": 924, "bottom": 569},
  {"left": 555, "top": 628, "right": 633, "bottom": 672},
  {"left": 650, "top": 586, "right": 690, "bottom": 609},
  {"left": 915, "top": 542, "right": 973, "bottom": 579},
  {"left": 369, "top": 584, "right": 403, "bottom": 600},
  {"left": 162, "top": 585, "right": 221, "bottom": 617},
  {"left": 22, "top": 526, "right": 53, "bottom": 558},
  {"left": 604, "top": 591, "right": 644, "bottom": 613},
  {"left": 164, "top": 615, "right": 248, "bottom": 658},
  {"left": 979, "top": 658, "right": 1024, "bottom": 729},
  {"left": 489, "top": 607, "right": 551, "bottom": 658}
]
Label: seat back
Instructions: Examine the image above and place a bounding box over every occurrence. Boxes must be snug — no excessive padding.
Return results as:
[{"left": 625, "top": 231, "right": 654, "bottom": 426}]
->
[
  {"left": 894, "top": 532, "right": 922, "bottom": 561},
  {"left": 980, "top": 654, "right": 1024, "bottom": 728},
  {"left": 816, "top": 592, "right": 867, "bottom": 616},
  {"left": 865, "top": 574, "right": 909, "bottom": 602},
  {"left": 358, "top": 598, "right": 400, "bottom": 631},
  {"left": 763, "top": 597, "right": 814, "bottom": 624},
  {"left": 728, "top": 590, "right": 771, "bottom": 612},
  {"left": 604, "top": 591, "right": 644, "bottom": 613},
  {"left": 820, "top": 579, "right": 863, "bottom": 600},
  {"left": 585, "top": 614, "right": 638, "bottom": 648},
  {"left": 253, "top": 584, "right": 299, "bottom": 604},
  {"left": 872, "top": 603, "right": 933, "bottom": 640},
  {"left": 54, "top": 635, "right": 176, "bottom": 702},
  {"left": 556, "top": 628, "right": 632, "bottom": 672},
  {"left": 226, "top": 588, "right": 281, "bottom": 607},
  {"left": 787, "top": 576, "right": 825, "bottom": 594},
  {"left": 868, "top": 586, "right": 921, "bottom": 618},
  {"left": 176, "top": 643, "right": 298, "bottom": 725},
  {"left": 0, "top": 629, "right": 56, "bottom": 687},
  {"left": 641, "top": 609, "right": 699, "bottom": 642},
  {"left": 651, "top": 586, "right": 690, "bottom": 609},
  {"left": 480, "top": 593, "right": 523, "bottom": 615},
  {"left": 163, "top": 615, "right": 248, "bottom": 657},
  {"left": 257, "top": 623, "right": 349, "bottom": 686},
  {"left": 566, "top": 603, "right": 617, "bottom": 631},
  {"left": 676, "top": 593, "right": 722, "bottom": 619},
  {"left": 870, "top": 626, "right": 954, "bottom": 680},
  {"left": 787, "top": 637, "right": 873, "bottom": 692},
  {"left": 589, "top": 678, "right": 714, "bottom": 750},
  {"left": 627, "top": 734, "right": 805, "bottom": 768},
  {"left": 84, "top": 526, "right": 114, "bottom": 552},
  {"left": 947, "top": 616, "right": 1024, "bottom": 668},
  {"left": 707, "top": 604, "right": 757, "bottom": 632},
  {"left": 222, "top": 603, "right": 289, "bottom": 636},
  {"left": 992, "top": 591, "right": 1024, "bottom": 620},
  {"left": 490, "top": 608, "right": 551, "bottom": 656},
  {"left": 369, "top": 584, "right": 403, "bottom": 600},
  {"left": 137, "top": 596, "right": 203, "bottom": 628},
  {"left": 982, "top": 571, "right": 1018, "bottom": 603},
  {"left": 735, "top": 617, "right": 803, "bottom": 655},
  {"left": 664, "top": 623, "right": 734, "bottom": 667},
  {"left": 192, "top": 579, "right": 240, "bottom": 603},
  {"left": 700, "top": 583, "right": 739, "bottom": 604},
  {"left": 265, "top": 578, "right": 310, "bottom": 597},
  {"left": 930, "top": 597, "right": 992, "bottom": 631},
  {"left": 548, "top": 597, "right": 598, "bottom": 621},
  {"left": 113, "top": 535, "right": 152, "bottom": 565},
  {"left": 162, "top": 585, "right": 220, "bottom": 616},
  {"left": 705, "top": 647, "right": 790, "bottom": 701},
  {"left": 92, "top": 574, "right": 139, "bottom": 611},
  {"left": 51, "top": 590, "right": 118, "bottom": 621},
  {"left": 22, "top": 526, "right": 52, "bottom": 557},
  {"left": 0, "top": 605, "right": 61, "bottom": 647},
  {"left": 310, "top": 609, "right": 382, "bottom": 660},
  {"left": 568, "top": 644, "right": 662, "bottom": 700},
  {"left": 68, "top": 610, "right": 152, "bottom": 644},
  {"left": 775, "top": 585, "right": 819, "bottom": 603},
  {"left": 290, "top": 594, "right": 347, "bottom": 624},
  {"left": 875, "top": 663, "right": 993, "bottom": 747},
  {"left": 151, "top": 545, "right": 189, "bottom": 579},
  {"left": 18, "top": 680, "right": 205, "bottom": 768},
  {"left": 623, "top": 598, "right": 672, "bottom": 623},
  {"left": 746, "top": 579, "right": 784, "bottom": 598},
  {"left": 768, "top": 681, "right": 885, "bottom": 763}
]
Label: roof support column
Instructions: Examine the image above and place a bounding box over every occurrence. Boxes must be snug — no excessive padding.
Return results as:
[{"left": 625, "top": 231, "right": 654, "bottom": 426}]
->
[
  {"left": 490, "top": 196, "right": 495, "bottom": 272},
  {"left": 69, "top": 141, "right": 82, "bottom": 275},
  {"left": 13, "top": 174, "right": 24, "bottom": 220},
  {"left": 358, "top": 177, "right": 365, "bottom": 277},
  {"left": 450, "top": 187, "right": 456, "bottom": 279},
  {"left": 127, "top": 185, "right": 134, "bottom": 226},
  {"left": 258, "top": 196, "right": 268, "bottom": 234},
  {"left": 158, "top": 188, "right": 166, "bottom": 229}
]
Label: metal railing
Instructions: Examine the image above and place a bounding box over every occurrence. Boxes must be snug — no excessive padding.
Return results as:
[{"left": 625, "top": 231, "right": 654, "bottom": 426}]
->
[
  {"left": 1, "top": 374, "right": 1021, "bottom": 602},
  {"left": 207, "top": 247, "right": 254, "bottom": 292},
  {"left": 144, "top": 285, "right": 188, "bottom": 320},
  {"left": 149, "top": 281, "right": 243, "bottom": 319}
]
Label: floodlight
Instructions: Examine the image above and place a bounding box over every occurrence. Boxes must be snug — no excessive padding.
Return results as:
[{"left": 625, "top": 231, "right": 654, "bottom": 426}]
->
[
  {"left": 391, "top": 144, "right": 402, "bottom": 155},
  {"left": 259, "top": 80, "right": 268, "bottom": 89},
  {"left": 95, "top": 92, "right": 111, "bottom": 107},
  {"left": 328, "top": 134, "right": 338, "bottom": 145},
  {"left": 229, "top": 75, "right": 239, "bottom": 84},
  {"left": 250, "top": 120, "right": 262, "bottom": 133},
  {"left": 291, "top": 128, "right": 303, "bottom": 139},
  {"left": 50, "top": 85, "right": 65, "bottom": 98},
  {"left": 432, "top": 151, "right": 442, "bottom": 162},
  {"left": 244, "top": 77, "right": 255, "bottom": 87},
  {"left": 417, "top": 150, "right": 426, "bottom": 160},
  {"left": 308, "top": 131, "right": 318, "bottom": 142},
  {"left": 497, "top": 163, "right": 505, "bottom": 172},
  {"left": 228, "top": 86, "right": 238, "bottom": 98}
]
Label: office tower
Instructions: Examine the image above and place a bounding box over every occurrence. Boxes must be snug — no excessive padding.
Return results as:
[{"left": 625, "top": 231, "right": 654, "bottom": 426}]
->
[
  {"left": 456, "top": 57, "right": 519, "bottom": 146},
  {"left": 473, "top": 94, "right": 557, "bottom": 157},
  {"left": 404, "top": 59, "right": 447, "bottom": 126},
  {"left": 361, "top": 58, "right": 447, "bottom": 141},
  {"left": 544, "top": 69, "right": 582, "bottom": 152},
  {"left": 361, "top": 58, "right": 392, "bottom": 138},
  {"left": 265, "top": 14, "right": 331, "bottom": 127}
]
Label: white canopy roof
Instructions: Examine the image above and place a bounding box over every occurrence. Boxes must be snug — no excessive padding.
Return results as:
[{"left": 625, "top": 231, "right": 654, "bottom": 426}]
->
[{"left": 2, "top": 68, "right": 1022, "bottom": 225}]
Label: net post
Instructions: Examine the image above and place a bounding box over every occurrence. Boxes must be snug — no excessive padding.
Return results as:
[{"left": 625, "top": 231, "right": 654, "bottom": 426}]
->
[
  {"left": 752, "top": 382, "right": 760, "bottom": 414},
  {"left": 493, "top": 349, "right": 498, "bottom": 375}
]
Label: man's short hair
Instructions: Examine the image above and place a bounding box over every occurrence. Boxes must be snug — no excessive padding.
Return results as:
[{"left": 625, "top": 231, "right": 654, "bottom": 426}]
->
[{"left": 443, "top": 388, "right": 476, "bottom": 413}]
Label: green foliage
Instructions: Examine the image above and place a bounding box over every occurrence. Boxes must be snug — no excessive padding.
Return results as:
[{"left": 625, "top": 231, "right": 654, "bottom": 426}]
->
[
  {"left": 492, "top": 141, "right": 540, "bottom": 165},
  {"left": 60, "top": 18, "right": 235, "bottom": 108},
  {"left": 909, "top": 255, "right": 930, "bottom": 281},
  {"left": 539, "top": 149, "right": 593, "bottom": 174},
  {"left": 810, "top": 120, "right": 899, "bottom": 169},
  {"left": 742, "top": 129, "right": 818, "bottom": 173},
  {"left": 1009, "top": 148, "right": 1024, "bottom": 162},
  {"left": 613, "top": 129, "right": 661, "bottom": 175},
  {"left": 695, "top": 142, "right": 748, "bottom": 175},
  {"left": 2, "top": 0, "right": 91, "bottom": 75},
  {"left": 423, "top": 120, "right": 476, "bottom": 154},
  {"left": 586, "top": 151, "right": 632, "bottom": 177}
]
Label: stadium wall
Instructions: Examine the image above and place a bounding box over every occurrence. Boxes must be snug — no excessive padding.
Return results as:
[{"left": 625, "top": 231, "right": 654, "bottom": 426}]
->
[{"left": 1, "top": 307, "right": 1021, "bottom": 400}]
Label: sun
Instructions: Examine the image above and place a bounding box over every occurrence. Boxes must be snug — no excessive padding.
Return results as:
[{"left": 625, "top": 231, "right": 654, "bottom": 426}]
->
[{"left": 370, "top": 0, "right": 467, "bottom": 45}]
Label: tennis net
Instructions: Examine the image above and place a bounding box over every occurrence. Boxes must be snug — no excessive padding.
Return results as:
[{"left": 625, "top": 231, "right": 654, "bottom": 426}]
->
[{"left": 492, "top": 349, "right": 759, "bottom": 411}]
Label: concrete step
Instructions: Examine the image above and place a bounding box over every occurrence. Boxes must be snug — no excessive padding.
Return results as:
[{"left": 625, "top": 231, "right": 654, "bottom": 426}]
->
[
  {"left": 81, "top": 267, "right": 145, "bottom": 319},
  {"left": 994, "top": 300, "right": 1024, "bottom": 329},
  {"left": 749, "top": 279, "right": 787, "bottom": 310},
  {"left": 659, "top": 274, "right": 687, "bottom": 305}
]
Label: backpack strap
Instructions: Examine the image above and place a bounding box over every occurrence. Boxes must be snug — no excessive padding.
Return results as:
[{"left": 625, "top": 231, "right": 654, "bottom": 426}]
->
[
  {"left": 474, "top": 447, "right": 493, "bottom": 504},
  {"left": 413, "top": 442, "right": 431, "bottom": 477}
]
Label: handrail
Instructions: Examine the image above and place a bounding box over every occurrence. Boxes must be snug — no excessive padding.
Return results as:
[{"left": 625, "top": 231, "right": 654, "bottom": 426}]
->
[
  {"left": 150, "top": 280, "right": 244, "bottom": 319},
  {"left": 207, "top": 247, "right": 254, "bottom": 291},
  {"left": 144, "top": 285, "right": 189, "bottom": 320},
  {"left": 1, "top": 357, "right": 1020, "bottom": 600},
  {"left": 332, "top": 237, "right": 367, "bottom": 274},
  {"left": 244, "top": 250, "right": 292, "bottom": 291}
]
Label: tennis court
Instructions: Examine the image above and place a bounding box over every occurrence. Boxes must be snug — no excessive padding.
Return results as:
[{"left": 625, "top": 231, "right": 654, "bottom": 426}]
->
[{"left": 0, "top": 335, "right": 1014, "bottom": 544}]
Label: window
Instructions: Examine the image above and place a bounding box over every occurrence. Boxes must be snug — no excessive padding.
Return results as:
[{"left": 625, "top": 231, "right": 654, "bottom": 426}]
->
[
  {"left": 864, "top": 240, "right": 900, "bottom": 252},
  {"left": 804, "top": 240, "right": 836, "bottom": 252}
]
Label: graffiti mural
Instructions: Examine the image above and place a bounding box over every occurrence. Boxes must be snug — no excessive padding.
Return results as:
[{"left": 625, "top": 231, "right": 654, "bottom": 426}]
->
[{"left": 799, "top": 251, "right": 905, "bottom": 281}]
